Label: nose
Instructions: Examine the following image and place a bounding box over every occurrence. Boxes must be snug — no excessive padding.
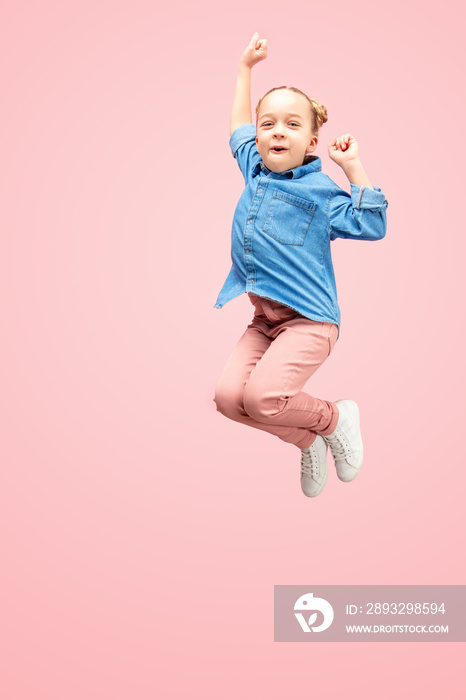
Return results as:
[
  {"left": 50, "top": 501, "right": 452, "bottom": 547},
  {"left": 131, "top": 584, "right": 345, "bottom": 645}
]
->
[{"left": 272, "top": 122, "right": 285, "bottom": 137}]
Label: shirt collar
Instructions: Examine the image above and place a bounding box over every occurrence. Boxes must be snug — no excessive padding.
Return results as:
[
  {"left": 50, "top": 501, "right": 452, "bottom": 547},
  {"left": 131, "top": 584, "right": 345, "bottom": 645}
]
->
[{"left": 252, "top": 156, "right": 322, "bottom": 179}]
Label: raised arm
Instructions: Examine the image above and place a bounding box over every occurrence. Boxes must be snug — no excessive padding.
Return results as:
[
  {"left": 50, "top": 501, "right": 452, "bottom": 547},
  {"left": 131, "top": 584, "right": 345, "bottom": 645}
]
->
[{"left": 230, "top": 32, "right": 268, "bottom": 136}]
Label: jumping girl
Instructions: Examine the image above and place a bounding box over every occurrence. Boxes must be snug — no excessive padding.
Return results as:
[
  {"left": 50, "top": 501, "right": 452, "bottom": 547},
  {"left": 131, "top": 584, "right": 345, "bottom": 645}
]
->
[{"left": 214, "top": 33, "right": 388, "bottom": 497}]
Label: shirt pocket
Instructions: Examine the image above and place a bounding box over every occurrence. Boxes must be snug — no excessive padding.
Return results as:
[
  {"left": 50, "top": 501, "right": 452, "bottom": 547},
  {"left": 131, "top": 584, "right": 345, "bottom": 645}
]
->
[{"left": 262, "top": 190, "right": 316, "bottom": 245}]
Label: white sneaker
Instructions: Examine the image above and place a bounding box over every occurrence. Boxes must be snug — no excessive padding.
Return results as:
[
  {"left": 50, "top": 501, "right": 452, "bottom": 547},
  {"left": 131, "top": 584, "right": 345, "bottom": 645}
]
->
[
  {"left": 300, "top": 436, "right": 328, "bottom": 497},
  {"left": 323, "top": 399, "right": 363, "bottom": 482}
]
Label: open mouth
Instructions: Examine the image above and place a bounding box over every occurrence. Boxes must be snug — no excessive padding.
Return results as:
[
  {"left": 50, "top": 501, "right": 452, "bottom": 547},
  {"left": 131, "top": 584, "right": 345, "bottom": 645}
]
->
[{"left": 270, "top": 147, "right": 287, "bottom": 153}]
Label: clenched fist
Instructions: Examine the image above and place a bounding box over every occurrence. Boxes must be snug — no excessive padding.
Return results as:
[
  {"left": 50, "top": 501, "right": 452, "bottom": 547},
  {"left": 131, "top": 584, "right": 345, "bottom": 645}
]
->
[{"left": 328, "top": 134, "right": 360, "bottom": 166}]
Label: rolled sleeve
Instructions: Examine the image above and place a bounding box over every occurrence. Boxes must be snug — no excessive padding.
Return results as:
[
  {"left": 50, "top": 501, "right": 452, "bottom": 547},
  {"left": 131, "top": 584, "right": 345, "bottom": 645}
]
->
[
  {"left": 350, "top": 184, "right": 388, "bottom": 211},
  {"left": 229, "top": 123, "right": 261, "bottom": 181},
  {"left": 328, "top": 184, "right": 388, "bottom": 241}
]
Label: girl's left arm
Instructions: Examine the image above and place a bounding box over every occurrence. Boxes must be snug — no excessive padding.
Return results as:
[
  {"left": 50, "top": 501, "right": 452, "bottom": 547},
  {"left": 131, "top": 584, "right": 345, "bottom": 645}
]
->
[{"left": 326, "top": 133, "right": 388, "bottom": 242}]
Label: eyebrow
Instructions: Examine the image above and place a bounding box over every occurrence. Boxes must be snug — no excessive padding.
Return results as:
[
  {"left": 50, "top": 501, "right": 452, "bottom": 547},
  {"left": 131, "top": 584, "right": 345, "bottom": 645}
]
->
[{"left": 259, "top": 113, "right": 305, "bottom": 120}]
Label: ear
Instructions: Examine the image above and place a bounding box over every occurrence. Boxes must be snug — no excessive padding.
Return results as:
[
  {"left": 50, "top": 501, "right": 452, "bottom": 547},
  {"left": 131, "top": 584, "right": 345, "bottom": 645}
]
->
[{"left": 305, "top": 135, "right": 319, "bottom": 156}]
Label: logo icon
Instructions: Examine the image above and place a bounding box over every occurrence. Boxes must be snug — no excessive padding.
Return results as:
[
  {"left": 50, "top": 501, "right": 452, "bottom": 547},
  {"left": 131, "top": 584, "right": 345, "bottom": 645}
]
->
[{"left": 294, "top": 592, "right": 334, "bottom": 632}]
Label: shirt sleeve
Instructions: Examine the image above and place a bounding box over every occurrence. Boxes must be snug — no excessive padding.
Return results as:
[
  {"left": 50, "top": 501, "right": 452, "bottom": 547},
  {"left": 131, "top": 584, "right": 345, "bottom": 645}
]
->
[
  {"left": 229, "top": 122, "right": 262, "bottom": 182},
  {"left": 328, "top": 183, "right": 388, "bottom": 241}
]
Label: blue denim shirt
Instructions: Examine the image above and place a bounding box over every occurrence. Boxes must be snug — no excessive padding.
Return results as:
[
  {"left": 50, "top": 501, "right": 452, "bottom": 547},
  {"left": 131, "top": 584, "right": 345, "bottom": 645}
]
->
[{"left": 214, "top": 122, "right": 388, "bottom": 332}]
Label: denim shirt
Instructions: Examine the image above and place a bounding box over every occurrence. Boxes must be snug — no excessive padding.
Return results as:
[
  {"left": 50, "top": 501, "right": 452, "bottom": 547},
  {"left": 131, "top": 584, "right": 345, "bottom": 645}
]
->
[{"left": 214, "top": 122, "right": 388, "bottom": 332}]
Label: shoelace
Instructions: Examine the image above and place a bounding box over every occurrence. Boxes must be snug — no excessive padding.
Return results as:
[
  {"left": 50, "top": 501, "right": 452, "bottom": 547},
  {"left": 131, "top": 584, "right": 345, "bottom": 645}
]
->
[
  {"left": 326, "top": 430, "right": 351, "bottom": 460},
  {"left": 300, "top": 447, "right": 320, "bottom": 477}
]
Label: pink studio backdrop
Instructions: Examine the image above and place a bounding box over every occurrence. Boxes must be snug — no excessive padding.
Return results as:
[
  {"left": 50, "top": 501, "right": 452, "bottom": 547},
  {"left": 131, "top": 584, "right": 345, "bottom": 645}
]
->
[{"left": 1, "top": 1, "right": 465, "bottom": 698}]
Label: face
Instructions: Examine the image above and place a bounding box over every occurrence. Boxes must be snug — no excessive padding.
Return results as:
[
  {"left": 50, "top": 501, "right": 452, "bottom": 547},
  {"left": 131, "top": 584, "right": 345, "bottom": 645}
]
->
[{"left": 255, "top": 90, "right": 318, "bottom": 173}]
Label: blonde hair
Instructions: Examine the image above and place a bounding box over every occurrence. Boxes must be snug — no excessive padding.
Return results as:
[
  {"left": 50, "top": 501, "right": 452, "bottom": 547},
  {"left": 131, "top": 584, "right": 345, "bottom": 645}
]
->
[{"left": 255, "top": 86, "right": 328, "bottom": 133}]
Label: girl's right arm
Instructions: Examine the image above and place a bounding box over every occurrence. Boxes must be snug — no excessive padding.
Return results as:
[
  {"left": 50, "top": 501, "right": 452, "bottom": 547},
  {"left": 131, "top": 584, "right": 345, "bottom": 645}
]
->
[{"left": 230, "top": 32, "right": 267, "bottom": 136}]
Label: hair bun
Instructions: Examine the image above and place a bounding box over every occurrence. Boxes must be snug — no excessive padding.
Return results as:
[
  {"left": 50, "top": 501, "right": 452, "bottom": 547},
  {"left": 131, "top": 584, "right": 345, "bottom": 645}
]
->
[{"left": 309, "top": 98, "right": 328, "bottom": 129}]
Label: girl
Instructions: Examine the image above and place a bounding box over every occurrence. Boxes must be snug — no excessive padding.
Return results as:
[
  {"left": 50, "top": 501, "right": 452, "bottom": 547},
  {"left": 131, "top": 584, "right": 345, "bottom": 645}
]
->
[{"left": 214, "top": 33, "right": 388, "bottom": 498}]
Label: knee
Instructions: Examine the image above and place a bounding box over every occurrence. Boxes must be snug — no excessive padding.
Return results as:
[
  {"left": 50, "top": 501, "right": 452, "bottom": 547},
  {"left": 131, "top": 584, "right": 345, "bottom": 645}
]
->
[{"left": 213, "top": 380, "right": 244, "bottom": 420}]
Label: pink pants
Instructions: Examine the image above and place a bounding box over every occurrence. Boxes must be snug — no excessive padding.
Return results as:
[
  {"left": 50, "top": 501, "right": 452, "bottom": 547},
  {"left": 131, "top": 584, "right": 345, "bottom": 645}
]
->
[{"left": 214, "top": 294, "right": 340, "bottom": 450}]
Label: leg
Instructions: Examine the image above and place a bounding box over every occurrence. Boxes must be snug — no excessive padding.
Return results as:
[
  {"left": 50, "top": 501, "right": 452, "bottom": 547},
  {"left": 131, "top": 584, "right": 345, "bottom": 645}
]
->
[
  {"left": 215, "top": 314, "right": 339, "bottom": 449},
  {"left": 241, "top": 317, "right": 339, "bottom": 449},
  {"left": 214, "top": 323, "right": 272, "bottom": 425}
]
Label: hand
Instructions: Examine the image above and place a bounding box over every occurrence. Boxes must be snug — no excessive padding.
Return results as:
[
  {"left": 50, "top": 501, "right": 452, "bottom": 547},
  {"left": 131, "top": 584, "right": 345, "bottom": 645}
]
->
[
  {"left": 328, "top": 134, "right": 360, "bottom": 167},
  {"left": 240, "top": 32, "right": 268, "bottom": 68}
]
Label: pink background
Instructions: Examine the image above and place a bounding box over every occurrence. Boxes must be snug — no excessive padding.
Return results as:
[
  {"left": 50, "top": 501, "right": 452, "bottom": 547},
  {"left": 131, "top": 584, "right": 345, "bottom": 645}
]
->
[{"left": 1, "top": 1, "right": 465, "bottom": 697}]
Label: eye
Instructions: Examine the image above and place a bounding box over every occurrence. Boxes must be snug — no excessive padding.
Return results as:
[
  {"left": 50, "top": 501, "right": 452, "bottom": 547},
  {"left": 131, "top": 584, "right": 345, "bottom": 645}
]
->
[
  {"left": 289, "top": 122, "right": 300, "bottom": 127},
  {"left": 261, "top": 121, "right": 273, "bottom": 127}
]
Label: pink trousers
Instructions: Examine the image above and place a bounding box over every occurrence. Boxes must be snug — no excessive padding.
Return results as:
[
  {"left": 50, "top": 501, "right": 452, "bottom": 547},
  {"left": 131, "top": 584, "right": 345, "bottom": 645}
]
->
[{"left": 214, "top": 294, "right": 340, "bottom": 450}]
